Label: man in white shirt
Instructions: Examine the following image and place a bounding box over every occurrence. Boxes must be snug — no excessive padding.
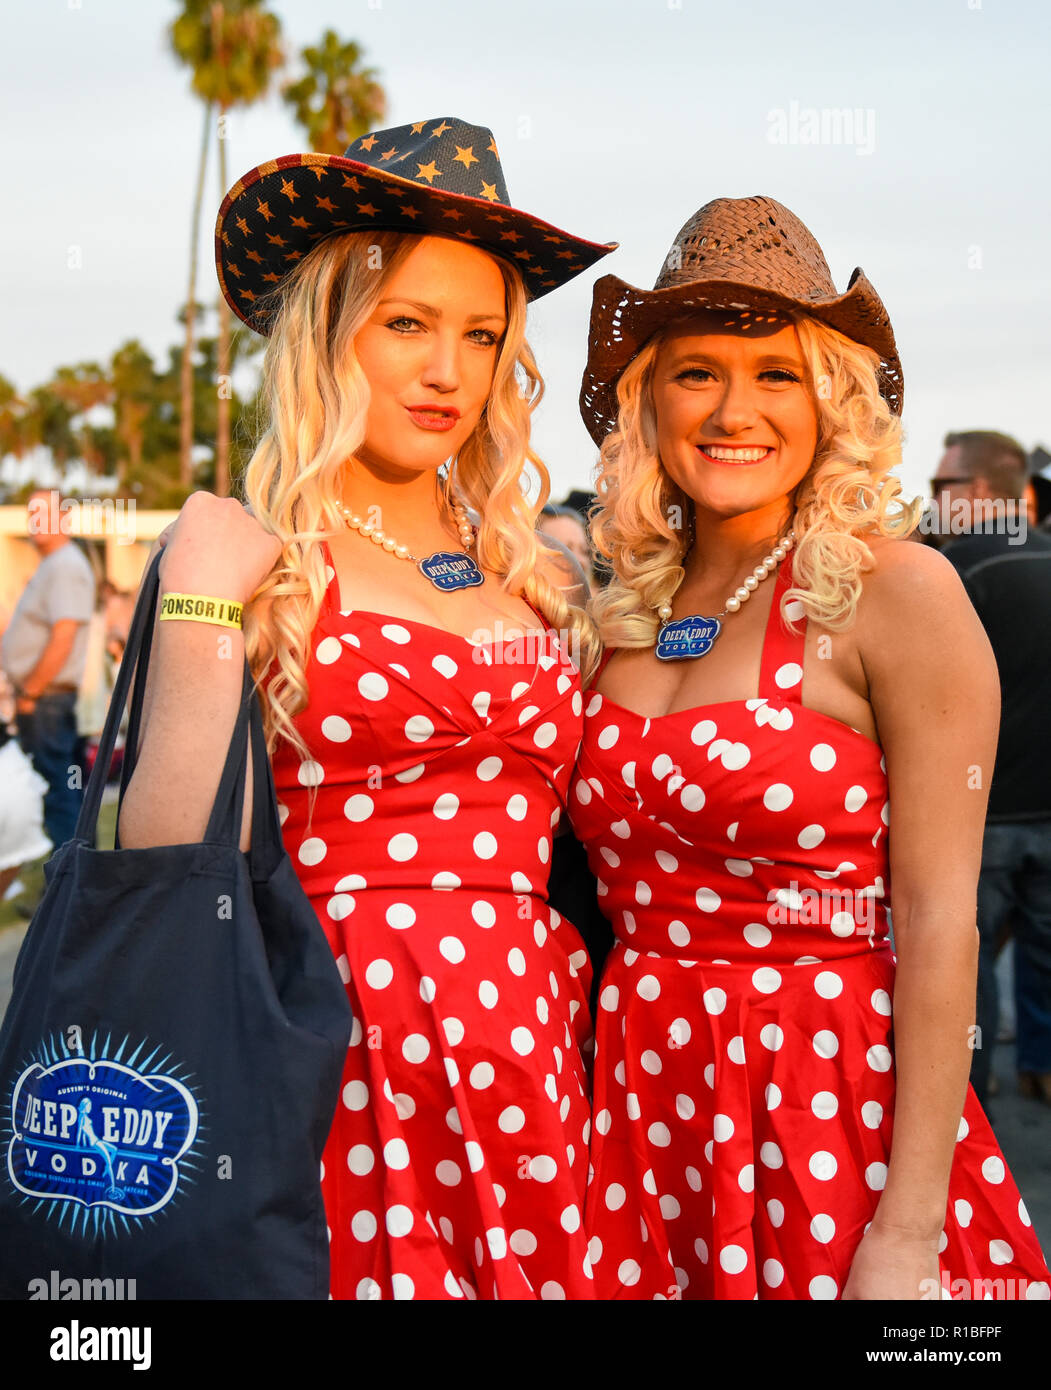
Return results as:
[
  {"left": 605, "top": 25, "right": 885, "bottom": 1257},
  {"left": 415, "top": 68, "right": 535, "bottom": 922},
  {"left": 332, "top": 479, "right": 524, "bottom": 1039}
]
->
[{"left": 1, "top": 489, "right": 96, "bottom": 849}]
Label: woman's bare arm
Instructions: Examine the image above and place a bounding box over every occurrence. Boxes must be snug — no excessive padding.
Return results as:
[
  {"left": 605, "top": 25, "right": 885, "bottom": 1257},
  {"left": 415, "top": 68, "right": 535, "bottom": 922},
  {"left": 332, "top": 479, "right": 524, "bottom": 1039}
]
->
[
  {"left": 843, "top": 541, "right": 998, "bottom": 1295},
  {"left": 117, "top": 494, "right": 282, "bottom": 853}
]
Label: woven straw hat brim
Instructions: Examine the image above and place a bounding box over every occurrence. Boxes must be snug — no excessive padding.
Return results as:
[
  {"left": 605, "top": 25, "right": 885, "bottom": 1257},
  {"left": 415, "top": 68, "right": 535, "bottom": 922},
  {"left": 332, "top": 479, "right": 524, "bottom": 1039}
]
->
[
  {"left": 579, "top": 268, "right": 904, "bottom": 446},
  {"left": 216, "top": 151, "right": 616, "bottom": 335}
]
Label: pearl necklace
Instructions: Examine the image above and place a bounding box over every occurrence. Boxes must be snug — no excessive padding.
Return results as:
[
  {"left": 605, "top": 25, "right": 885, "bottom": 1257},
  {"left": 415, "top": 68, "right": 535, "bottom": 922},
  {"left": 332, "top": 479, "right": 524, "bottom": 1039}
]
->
[
  {"left": 337, "top": 497, "right": 484, "bottom": 593},
  {"left": 655, "top": 530, "right": 795, "bottom": 661}
]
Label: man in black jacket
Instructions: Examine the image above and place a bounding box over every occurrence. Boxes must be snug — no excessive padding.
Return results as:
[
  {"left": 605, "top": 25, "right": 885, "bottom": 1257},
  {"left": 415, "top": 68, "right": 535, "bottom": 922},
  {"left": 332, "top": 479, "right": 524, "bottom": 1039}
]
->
[{"left": 934, "top": 431, "right": 1051, "bottom": 1106}]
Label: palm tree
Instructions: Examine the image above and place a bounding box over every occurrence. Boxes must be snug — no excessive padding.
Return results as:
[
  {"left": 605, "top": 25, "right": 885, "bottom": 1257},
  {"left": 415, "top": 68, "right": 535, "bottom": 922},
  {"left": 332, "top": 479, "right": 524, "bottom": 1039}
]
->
[
  {"left": 110, "top": 342, "right": 157, "bottom": 490},
  {"left": 49, "top": 363, "right": 114, "bottom": 480},
  {"left": 169, "top": 0, "right": 283, "bottom": 497},
  {"left": 25, "top": 384, "right": 77, "bottom": 480},
  {"left": 0, "top": 376, "right": 32, "bottom": 466},
  {"left": 281, "top": 29, "right": 386, "bottom": 155},
  {"left": 169, "top": 4, "right": 216, "bottom": 491}
]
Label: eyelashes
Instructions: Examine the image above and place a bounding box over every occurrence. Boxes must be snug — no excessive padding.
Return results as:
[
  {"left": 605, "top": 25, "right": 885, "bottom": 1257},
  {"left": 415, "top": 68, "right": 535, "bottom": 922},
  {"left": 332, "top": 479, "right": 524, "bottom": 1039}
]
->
[
  {"left": 385, "top": 317, "right": 498, "bottom": 347},
  {"left": 674, "top": 367, "right": 802, "bottom": 384}
]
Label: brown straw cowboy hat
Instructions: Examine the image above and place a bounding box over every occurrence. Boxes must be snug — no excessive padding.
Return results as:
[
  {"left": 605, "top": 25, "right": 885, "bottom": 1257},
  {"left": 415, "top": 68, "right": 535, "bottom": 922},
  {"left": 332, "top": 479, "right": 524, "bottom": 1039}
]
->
[
  {"left": 579, "top": 195, "right": 903, "bottom": 446},
  {"left": 216, "top": 115, "right": 617, "bottom": 335}
]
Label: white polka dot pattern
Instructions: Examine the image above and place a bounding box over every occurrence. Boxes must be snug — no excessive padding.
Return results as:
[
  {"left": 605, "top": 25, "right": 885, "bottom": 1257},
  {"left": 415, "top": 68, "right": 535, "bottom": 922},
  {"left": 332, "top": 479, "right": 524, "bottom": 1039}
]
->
[
  {"left": 566, "top": 557, "right": 1050, "bottom": 1300},
  {"left": 268, "top": 545, "right": 595, "bottom": 1300}
]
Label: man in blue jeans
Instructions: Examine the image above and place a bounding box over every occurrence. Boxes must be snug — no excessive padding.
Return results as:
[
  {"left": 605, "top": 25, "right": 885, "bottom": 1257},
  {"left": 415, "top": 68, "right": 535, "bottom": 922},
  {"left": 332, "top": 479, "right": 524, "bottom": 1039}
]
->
[
  {"left": 1, "top": 489, "right": 96, "bottom": 850},
  {"left": 934, "top": 431, "right": 1051, "bottom": 1106}
]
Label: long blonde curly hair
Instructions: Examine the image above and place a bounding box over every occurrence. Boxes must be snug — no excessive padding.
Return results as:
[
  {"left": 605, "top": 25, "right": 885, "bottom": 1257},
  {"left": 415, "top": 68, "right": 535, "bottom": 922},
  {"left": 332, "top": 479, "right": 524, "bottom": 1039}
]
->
[
  {"left": 589, "top": 313, "right": 921, "bottom": 648},
  {"left": 236, "top": 229, "right": 599, "bottom": 789}
]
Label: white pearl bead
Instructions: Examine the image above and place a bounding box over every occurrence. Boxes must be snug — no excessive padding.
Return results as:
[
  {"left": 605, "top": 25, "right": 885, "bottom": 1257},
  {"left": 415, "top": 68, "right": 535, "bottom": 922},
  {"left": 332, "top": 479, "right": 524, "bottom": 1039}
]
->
[
  {"left": 726, "top": 596, "right": 741, "bottom": 613},
  {"left": 382, "top": 535, "right": 397, "bottom": 552},
  {"left": 735, "top": 586, "right": 750, "bottom": 602},
  {"left": 771, "top": 545, "right": 785, "bottom": 561},
  {"left": 359, "top": 522, "right": 374, "bottom": 537},
  {"left": 744, "top": 575, "right": 759, "bottom": 591},
  {"left": 658, "top": 604, "right": 673, "bottom": 621},
  {"left": 369, "top": 529, "right": 385, "bottom": 545},
  {"left": 395, "top": 544, "right": 411, "bottom": 560},
  {"left": 753, "top": 565, "right": 767, "bottom": 581}
]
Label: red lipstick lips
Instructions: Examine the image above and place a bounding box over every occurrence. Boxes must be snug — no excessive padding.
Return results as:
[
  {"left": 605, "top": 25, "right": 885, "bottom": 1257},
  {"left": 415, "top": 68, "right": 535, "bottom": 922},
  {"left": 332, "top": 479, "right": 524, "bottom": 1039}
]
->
[{"left": 406, "top": 404, "right": 461, "bottom": 432}]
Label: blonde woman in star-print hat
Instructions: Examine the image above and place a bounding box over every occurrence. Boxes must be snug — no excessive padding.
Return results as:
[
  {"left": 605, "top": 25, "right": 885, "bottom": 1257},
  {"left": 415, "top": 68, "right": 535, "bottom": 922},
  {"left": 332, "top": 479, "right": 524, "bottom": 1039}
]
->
[{"left": 120, "top": 117, "right": 618, "bottom": 1300}]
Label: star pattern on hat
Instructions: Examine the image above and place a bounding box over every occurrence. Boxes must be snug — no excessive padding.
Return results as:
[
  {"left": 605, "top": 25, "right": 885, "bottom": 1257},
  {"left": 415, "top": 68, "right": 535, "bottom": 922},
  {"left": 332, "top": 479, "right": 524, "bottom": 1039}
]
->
[{"left": 216, "top": 117, "right": 615, "bottom": 332}]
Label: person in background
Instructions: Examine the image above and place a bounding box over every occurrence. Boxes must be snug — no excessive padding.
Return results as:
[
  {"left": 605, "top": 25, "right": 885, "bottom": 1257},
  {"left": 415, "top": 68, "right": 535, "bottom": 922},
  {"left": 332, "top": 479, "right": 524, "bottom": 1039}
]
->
[
  {"left": 935, "top": 431, "right": 1051, "bottom": 1106},
  {"left": 1026, "top": 447, "right": 1051, "bottom": 533},
  {"left": 76, "top": 578, "right": 132, "bottom": 787},
  {"left": 0, "top": 731, "right": 52, "bottom": 907},
  {"left": 539, "top": 503, "right": 597, "bottom": 594},
  {"left": 0, "top": 607, "right": 52, "bottom": 907},
  {"left": 0, "top": 488, "right": 95, "bottom": 850},
  {"left": 77, "top": 580, "right": 114, "bottom": 751}
]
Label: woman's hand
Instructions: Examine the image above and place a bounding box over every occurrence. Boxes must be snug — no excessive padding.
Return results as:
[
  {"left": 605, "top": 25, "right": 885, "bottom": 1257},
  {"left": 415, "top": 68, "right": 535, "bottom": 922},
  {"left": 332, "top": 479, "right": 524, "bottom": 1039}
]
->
[
  {"left": 842, "top": 1222, "right": 942, "bottom": 1300},
  {"left": 157, "top": 491, "right": 283, "bottom": 604}
]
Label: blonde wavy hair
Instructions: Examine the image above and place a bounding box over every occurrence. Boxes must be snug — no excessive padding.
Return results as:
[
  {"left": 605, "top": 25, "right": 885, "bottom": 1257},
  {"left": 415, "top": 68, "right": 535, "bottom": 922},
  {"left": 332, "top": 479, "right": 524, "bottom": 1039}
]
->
[
  {"left": 236, "top": 230, "right": 599, "bottom": 798},
  {"left": 589, "top": 313, "right": 922, "bottom": 648}
]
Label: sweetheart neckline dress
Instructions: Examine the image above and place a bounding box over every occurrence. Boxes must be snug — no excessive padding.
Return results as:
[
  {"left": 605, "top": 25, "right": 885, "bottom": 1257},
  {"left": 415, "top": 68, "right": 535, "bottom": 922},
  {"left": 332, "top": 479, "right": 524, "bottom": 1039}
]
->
[
  {"left": 267, "top": 539, "right": 597, "bottom": 1299},
  {"left": 568, "top": 556, "right": 1050, "bottom": 1300}
]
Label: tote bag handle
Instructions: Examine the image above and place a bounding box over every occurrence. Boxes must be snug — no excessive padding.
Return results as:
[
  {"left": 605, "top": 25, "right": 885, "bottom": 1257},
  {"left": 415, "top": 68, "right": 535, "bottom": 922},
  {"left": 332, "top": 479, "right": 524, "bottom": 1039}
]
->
[{"left": 77, "top": 548, "right": 284, "bottom": 878}]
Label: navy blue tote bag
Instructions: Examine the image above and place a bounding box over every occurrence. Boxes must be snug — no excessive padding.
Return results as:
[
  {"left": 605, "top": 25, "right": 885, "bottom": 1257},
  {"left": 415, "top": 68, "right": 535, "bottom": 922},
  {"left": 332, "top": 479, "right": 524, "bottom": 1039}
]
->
[{"left": 0, "top": 550, "right": 351, "bottom": 1299}]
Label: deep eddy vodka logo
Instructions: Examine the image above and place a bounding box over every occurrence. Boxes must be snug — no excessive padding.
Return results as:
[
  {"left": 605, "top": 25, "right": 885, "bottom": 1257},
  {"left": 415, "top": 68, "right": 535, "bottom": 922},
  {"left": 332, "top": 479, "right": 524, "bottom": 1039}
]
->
[{"left": 5, "top": 1031, "right": 201, "bottom": 1235}]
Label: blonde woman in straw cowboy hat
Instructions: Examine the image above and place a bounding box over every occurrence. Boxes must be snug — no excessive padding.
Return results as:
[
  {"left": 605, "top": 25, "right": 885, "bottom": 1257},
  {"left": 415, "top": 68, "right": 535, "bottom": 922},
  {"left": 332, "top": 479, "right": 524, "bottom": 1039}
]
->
[
  {"left": 119, "top": 117, "right": 618, "bottom": 1300},
  {"left": 566, "top": 197, "right": 1051, "bottom": 1300}
]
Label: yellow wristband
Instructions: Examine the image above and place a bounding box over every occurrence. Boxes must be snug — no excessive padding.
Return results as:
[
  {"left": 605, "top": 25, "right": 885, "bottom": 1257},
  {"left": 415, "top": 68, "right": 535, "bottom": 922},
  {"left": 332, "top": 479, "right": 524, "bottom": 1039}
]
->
[{"left": 159, "top": 592, "right": 244, "bottom": 629}]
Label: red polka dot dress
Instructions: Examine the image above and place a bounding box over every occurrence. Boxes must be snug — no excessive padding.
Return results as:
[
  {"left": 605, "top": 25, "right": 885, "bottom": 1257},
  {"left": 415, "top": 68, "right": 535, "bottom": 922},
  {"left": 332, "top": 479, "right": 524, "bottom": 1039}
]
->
[
  {"left": 269, "top": 540, "right": 595, "bottom": 1300},
  {"left": 568, "top": 557, "right": 1051, "bottom": 1301}
]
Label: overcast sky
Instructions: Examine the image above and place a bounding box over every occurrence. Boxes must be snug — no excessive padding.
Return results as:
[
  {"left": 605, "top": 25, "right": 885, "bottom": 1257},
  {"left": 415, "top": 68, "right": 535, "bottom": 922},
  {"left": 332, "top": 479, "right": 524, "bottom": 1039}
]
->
[{"left": 1, "top": 0, "right": 1048, "bottom": 503}]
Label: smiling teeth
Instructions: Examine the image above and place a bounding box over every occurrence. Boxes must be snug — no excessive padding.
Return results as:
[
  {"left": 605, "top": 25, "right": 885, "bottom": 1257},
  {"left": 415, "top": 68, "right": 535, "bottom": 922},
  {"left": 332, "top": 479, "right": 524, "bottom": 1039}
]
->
[{"left": 703, "top": 446, "right": 770, "bottom": 461}]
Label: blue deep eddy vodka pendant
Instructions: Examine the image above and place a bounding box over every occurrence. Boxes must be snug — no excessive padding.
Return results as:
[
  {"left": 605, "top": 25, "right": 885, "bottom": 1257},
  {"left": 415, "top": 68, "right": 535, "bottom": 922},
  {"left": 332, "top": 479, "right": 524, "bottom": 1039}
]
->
[
  {"left": 417, "top": 550, "right": 485, "bottom": 592},
  {"left": 655, "top": 615, "right": 721, "bottom": 661}
]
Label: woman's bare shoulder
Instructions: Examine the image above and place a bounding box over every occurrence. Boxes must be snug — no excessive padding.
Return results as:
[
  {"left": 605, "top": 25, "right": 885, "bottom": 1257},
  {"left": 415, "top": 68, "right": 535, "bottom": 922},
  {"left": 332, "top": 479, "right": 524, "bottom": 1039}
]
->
[
  {"left": 855, "top": 536, "right": 971, "bottom": 626},
  {"left": 852, "top": 536, "right": 994, "bottom": 704}
]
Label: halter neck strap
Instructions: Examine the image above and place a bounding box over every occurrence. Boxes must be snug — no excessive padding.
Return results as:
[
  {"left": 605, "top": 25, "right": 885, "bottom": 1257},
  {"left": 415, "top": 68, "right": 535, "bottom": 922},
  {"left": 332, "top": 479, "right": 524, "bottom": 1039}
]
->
[
  {"left": 590, "top": 645, "right": 617, "bottom": 689},
  {"left": 757, "top": 556, "right": 806, "bottom": 704}
]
